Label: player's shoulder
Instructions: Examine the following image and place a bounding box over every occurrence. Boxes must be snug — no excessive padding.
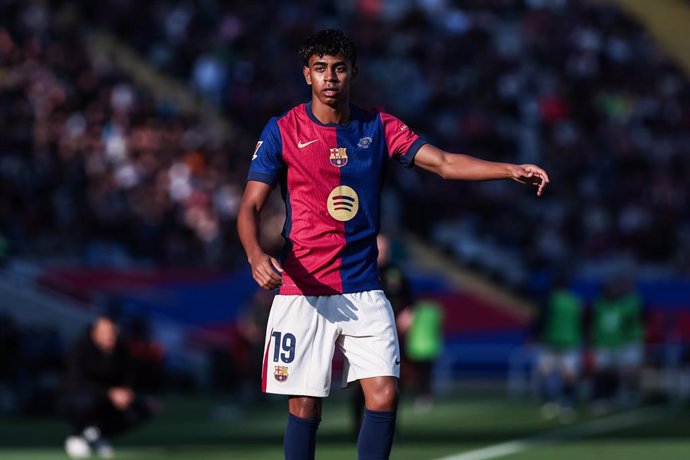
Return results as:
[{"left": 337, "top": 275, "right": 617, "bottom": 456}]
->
[
  {"left": 264, "top": 103, "right": 306, "bottom": 126},
  {"left": 259, "top": 104, "right": 305, "bottom": 138}
]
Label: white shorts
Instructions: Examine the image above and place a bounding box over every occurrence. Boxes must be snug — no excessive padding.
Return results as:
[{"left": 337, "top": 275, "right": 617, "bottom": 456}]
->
[
  {"left": 261, "top": 290, "right": 400, "bottom": 397},
  {"left": 537, "top": 347, "right": 581, "bottom": 377},
  {"left": 595, "top": 344, "right": 644, "bottom": 370}
]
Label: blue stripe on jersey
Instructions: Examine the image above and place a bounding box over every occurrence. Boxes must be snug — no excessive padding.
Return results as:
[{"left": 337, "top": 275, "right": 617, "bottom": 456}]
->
[{"left": 338, "top": 107, "right": 384, "bottom": 293}]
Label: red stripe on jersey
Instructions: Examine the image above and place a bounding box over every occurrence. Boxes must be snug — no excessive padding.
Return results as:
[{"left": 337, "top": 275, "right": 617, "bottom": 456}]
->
[
  {"left": 277, "top": 107, "right": 344, "bottom": 295},
  {"left": 261, "top": 329, "right": 273, "bottom": 393}
]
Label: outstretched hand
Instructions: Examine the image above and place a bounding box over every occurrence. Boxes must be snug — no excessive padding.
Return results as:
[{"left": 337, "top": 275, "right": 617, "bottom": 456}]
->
[
  {"left": 249, "top": 253, "right": 284, "bottom": 290},
  {"left": 511, "top": 164, "right": 550, "bottom": 196}
]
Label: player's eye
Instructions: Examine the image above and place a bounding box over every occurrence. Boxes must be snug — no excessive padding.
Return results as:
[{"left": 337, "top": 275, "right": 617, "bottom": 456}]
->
[{"left": 314, "top": 66, "right": 325, "bottom": 72}]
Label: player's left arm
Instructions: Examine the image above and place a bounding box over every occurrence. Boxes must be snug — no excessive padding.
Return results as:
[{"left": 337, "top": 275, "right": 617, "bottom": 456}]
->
[{"left": 413, "top": 144, "right": 550, "bottom": 196}]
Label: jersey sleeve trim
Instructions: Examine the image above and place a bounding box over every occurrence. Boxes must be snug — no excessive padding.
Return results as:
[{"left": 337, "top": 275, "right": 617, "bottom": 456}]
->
[
  {"left": 246, "top": 172, "right": 276, "bottom": 185},
  {"left": 404, "top": 137, "right": 428, "bottom": 168}
]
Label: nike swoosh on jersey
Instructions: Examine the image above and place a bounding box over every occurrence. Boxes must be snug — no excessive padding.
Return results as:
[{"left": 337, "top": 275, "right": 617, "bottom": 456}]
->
[{"left": 298, "top": 139, "right": 318, "bottom": 148}]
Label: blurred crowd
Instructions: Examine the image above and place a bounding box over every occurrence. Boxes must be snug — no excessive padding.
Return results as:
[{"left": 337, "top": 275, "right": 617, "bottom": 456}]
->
[
  {"left": 1, "top": 0, "right": 690, "bottom": 286},
  {"left": 0, "top": 0, "right": 250, "bottom": 268},
  {"left": 77, "top": 0, "right": 690, "bottom": 286}
]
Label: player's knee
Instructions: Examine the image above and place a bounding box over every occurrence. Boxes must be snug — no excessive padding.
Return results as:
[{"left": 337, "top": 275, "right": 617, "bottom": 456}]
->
[
  {"left": 288, "top": 396, "right": 322, "bottom": 419},
  {"left": 365, "top": 383, "right": 399, "bottom": 412}
]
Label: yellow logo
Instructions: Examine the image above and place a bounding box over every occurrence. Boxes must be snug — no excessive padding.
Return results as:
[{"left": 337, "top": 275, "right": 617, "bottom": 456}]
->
[
  {"left": 329, "top": 147, "right": 348, "bottom": 168},
  {"left": 274, "top": 366, "right": 289, "bottom": 382},
  {"left": 327, "top": 186, "right": 359, "bottom": 221}
]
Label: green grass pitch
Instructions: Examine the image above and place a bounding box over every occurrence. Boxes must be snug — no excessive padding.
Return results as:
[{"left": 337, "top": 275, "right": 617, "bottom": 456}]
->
[{"left": 1, "top": 392, "right": 688, "bottom": 459}]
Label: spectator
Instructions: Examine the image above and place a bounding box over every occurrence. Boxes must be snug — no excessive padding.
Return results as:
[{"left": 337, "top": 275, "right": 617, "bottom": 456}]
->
[{"left": 58, "top": 316, "right": 156, "bottom": 459}]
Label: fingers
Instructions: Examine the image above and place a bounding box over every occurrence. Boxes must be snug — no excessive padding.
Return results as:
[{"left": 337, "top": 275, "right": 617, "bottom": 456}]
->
[
  {"left": 535, "top": 169, "right": 549, "bottom": 196},
  {"left": 522, "top": 165, "right": 550, "bottom": 196},
  {"left": 252, "top": 257, "right": 283, "bottom": 290},
  {"left": 270, "top": 257, "right": 284, "bottom": 274}
]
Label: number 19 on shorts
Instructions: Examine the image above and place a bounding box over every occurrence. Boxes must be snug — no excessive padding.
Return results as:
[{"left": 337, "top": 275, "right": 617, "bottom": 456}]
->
[{"left": 271, "top": 331, "right": 296, "bottom": 363}]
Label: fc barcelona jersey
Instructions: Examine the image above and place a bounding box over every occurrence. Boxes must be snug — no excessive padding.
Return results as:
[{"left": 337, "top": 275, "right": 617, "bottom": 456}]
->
[{"left": 247, "top": 102, "right": 426, "bottom": 295}]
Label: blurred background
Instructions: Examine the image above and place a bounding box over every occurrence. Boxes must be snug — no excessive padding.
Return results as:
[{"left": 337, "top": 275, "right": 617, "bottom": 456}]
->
[{"left": 1, "top": 0, "right": 689, "bottom": 459}]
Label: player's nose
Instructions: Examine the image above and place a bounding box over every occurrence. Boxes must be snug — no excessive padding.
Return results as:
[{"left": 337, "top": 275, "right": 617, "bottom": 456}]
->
[{"left": 325, "top": 69, "right": 337, "bottom": 81}]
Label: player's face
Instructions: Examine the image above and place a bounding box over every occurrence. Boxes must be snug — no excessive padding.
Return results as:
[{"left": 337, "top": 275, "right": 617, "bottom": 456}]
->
[{"left": 303, "top": 54, "right": 357, "bottom": 107}]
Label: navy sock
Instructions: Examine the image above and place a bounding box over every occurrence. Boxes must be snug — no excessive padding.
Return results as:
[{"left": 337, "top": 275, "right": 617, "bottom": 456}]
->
[
  {"left": 284, "top": 413, "right": 320, "bottom": 460},
  {"left": 357, "top": 408, "right": 397, "bottom": 460}
]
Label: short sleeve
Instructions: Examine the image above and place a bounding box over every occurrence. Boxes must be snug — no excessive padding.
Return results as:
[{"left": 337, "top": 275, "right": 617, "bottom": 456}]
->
[
  {"left": 379, "top": 112, "right": 427, "bottom": 168},
  {"left": 247, "top": 117, "right": 284, "bottom": 185}
]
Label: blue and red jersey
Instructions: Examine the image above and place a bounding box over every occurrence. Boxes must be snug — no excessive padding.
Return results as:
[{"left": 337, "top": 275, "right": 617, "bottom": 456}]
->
[{"left": 248, "top": 102, "right": 426, "bottom": 295}]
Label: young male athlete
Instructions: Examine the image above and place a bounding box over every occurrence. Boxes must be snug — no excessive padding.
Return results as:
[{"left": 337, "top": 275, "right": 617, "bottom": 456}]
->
[{"left": 237, "top": 29, "right": 549, "bottom": 460}]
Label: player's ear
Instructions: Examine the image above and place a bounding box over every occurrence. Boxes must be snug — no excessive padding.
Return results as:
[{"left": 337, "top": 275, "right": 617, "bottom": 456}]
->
[{"left": 303, "top": 66, "right": 312, "bottom": 85}]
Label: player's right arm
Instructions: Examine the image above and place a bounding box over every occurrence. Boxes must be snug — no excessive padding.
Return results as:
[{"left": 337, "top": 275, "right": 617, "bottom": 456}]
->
[{"left": 237, "top": 180, "right": 284, "bottom": 290}]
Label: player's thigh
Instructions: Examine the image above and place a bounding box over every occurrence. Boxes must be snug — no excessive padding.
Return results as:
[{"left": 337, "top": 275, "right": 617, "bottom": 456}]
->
[
  {"left": 262, "top": 295, "right": 339, "bottom": 396},
  {"left": 338, "top": 290, "right": 400, "bottom": 384}
]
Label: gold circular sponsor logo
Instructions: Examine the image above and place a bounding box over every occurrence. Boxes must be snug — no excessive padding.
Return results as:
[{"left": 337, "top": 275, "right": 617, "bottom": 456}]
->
[{"left": 327, "top": 186, "right": 359, "bottom": 222}]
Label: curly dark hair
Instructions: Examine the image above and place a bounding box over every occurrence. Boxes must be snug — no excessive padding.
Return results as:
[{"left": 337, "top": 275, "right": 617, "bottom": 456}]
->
[{"left": 298, "top": 29, "right": 357, "bottom": 67}]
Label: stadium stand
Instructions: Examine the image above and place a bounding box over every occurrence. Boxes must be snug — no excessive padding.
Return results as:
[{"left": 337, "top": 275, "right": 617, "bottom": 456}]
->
[{"left": 38, "top": 0, "right": 690, "bottom": 289}]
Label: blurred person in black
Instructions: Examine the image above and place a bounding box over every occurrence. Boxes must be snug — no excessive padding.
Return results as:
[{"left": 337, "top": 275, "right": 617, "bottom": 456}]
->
[{"left": 58, "top": 316, "right": 155, "bottom": 459}]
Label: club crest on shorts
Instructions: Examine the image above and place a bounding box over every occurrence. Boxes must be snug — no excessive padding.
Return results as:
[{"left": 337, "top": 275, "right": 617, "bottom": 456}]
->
[
  {"left": 329, "top": 147, "right": 348, "bottom": 168},
  {"left": 274, "top": 366, "right": 289, "bottom": 382}
]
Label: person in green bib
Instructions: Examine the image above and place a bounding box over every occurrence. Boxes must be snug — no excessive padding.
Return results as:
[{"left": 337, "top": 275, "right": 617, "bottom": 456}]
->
[
  {"left": 590, "top": 277, "right": 645, "bottom": 412},
  {"left": 532, "top": 275, "right": 584, "bottom": 422},
  {"left": 406, "top": 299, "right": 444, "bottom": 411}
]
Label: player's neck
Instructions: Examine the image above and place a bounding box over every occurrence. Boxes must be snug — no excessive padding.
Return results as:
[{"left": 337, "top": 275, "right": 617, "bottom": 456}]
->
[{"left": 311, "top": 99, "right": 350, "bottom": 125}]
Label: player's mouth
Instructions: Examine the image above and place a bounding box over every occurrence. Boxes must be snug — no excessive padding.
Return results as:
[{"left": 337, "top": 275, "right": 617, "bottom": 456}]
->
[{"left": 322, "top": 87, "right": 339, "bottom": 97}]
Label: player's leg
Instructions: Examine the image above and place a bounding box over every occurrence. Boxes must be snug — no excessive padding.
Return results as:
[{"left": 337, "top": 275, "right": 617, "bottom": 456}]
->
[
  {"left": 358, "top": 376, "right": 398, "bottom": 460},
  {"left": 536, "top": 348, "right": 560, "bottom": 416},
  {"left": 285, "top": 396, "right": 322, "bottom": 460},
  {"left": 337, "top": 291, "right": 400, "bottom": 460},
  {"left": 262, "top": 295, "right": 339, "bottom": 460},
  {"left": 350, "top": 382, "right": 365, "bottom": 439},
  {"left": 557, "top": 350, "right": 581, "bottom": 423},
  {"left": 360, "top": 376, "right": 399, "bottom": 411},
  {"left": 58, "top": 390, "right": 114, "bottom": 458}
]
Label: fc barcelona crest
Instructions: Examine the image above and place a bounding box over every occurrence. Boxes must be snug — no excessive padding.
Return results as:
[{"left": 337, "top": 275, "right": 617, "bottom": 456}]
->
[
  {"left": 274, "top": 366, "right": 289, "bottom": 382},
  {"left": 329, "top": 147, "right": 348, "bottom": 168}
]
